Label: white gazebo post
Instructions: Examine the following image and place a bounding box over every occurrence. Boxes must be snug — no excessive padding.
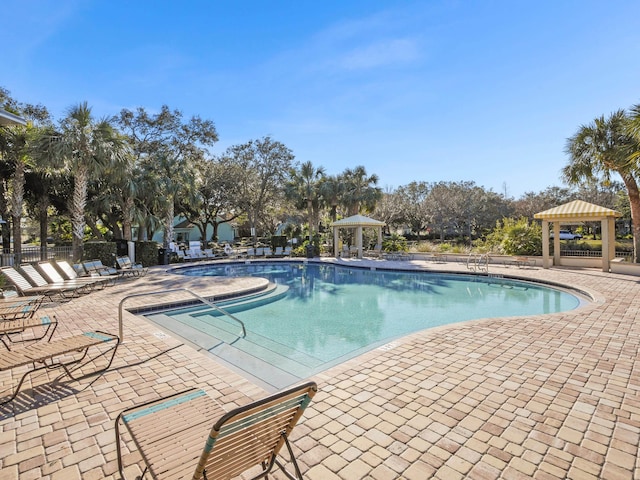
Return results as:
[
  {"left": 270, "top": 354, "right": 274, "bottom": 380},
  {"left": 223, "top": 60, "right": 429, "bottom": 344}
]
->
[
  {"left": 356, "top": 226, "right": 363, "bottom": 258},
  {"left": 552, "top": 222, "right": 561, "bottom": 267},
  {"left": 541, "top": 220, "right": 551, "bottom": 268}
]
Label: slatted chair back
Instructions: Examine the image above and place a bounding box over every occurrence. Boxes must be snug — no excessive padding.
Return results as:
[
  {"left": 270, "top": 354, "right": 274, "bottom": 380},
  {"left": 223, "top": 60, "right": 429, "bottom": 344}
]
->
[
  {"left": 193, "top": 381, "right": 317, "bottom": 480},
  {"left": 20, "top": 264, "right": 57, "bottom": 287},
  {"left": 116, "top": 381, "right": 317, "bottom": 480},
  {"left": 0, "top": 267, "right": 36, "bottom": 294},
  {"left": 36, "top": 262, "right": 66, "bottom": 284},
  {"left": 21, "top": 264, "right": 88, "bottom": 297},
  {"left": 55, "top": 260, "right": 83, "bottom": 280}
]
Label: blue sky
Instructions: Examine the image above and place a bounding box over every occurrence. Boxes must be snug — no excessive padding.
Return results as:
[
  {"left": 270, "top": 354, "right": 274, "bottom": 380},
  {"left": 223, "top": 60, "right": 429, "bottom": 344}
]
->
[{"left": 3, "top": 1, "right": 640, "bottom": 198}]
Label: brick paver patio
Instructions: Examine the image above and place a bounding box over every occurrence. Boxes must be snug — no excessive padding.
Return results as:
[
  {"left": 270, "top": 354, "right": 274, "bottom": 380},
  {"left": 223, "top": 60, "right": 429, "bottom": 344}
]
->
[{"left": 1, "top": 258, "right": 639, "bottom": 479}]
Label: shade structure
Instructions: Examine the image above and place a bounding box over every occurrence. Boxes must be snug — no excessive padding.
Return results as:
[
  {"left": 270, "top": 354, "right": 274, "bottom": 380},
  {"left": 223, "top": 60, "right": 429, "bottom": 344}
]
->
[
  {"left": 0, "top": 109, "right": 26, "bottom": 126},
  {"left": 331, "top": 215, "right": 385, "bottom": 259},
  {"left": 534, "top": 200, "right": 622, "bottom": 271}
]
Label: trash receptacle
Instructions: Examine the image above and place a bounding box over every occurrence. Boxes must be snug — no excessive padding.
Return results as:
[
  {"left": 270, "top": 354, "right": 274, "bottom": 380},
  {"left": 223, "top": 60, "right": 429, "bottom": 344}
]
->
[
  {"left": 115, "top": 239, "right": 128, "bottom": 256},
  {"left": 305, "top": 244, "right": 314, "bottom": 258},
  {"left": 158, "top": 248, "right": 168, "bottom": 265}
]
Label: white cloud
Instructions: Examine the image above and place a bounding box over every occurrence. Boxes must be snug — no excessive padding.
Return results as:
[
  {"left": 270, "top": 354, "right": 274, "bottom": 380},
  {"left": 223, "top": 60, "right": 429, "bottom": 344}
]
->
[{"left": 336, "top": 37, "right": 422, "bottom": 70}]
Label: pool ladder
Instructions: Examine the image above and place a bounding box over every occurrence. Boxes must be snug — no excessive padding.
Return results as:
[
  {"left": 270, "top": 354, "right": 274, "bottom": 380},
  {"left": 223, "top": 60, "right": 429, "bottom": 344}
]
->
[{"left": 118, "top": 288, "right": 247, "bottom": 342}]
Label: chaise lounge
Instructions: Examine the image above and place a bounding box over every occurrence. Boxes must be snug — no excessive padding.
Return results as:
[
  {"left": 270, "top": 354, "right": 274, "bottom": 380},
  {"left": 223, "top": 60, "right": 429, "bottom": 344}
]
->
[
  {"left": 0, "top": 330, "right": 119, "bottom": 405},
  {"left": 1, "top": 266, "right": 82, "bottom": 301}
]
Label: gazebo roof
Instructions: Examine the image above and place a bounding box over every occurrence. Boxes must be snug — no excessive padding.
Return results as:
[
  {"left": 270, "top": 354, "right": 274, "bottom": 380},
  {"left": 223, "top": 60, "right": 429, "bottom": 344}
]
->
[
  {"left": 0, "top": 108, "right": 26, "bottom": 126},
  {"left": 534, "top": 200, "right": 621, "bottom": 221},
  {"left": 330, "top": 214, "right": 386, "bottom": 227}
]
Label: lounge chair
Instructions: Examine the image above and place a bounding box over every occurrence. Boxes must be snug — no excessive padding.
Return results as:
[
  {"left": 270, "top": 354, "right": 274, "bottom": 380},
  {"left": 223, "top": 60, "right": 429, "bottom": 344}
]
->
[
  {"left": 0, "top": 295, "right": 42, "bottom": 321},
  {"left": 1, "top": 266, "right": 81, "bottom": 300},
  {"left": 283, "top": 246, "right": 292, "bottom": 257},
  {"left": 246, "top": 247, "right": 255, "bottom": 258},
  {"left": 20, "top": 263, "right": 90, "bottom": 297},
  {"left": 116, "top": 381, "right": 317, "bottom": 480},
  {"left": 366, "top": 244, "right": 383, "bottom": 259},
  {"left": 83, "top": 260, "right": 123, "bottom": 278},
  {"left": 274, "top": 246, "right": 284, "bottom": 257},
  {"left": 203, "top": 248, "right": 218, "bottom": 260},
  {"left": 0, "top": 292, "right": 55, "bottom": 350},
  {"left": 0, "top": 330, "right": 119, "bottom": 404},
  {"left": 264, "top": 246, "right": 273, "bottom": 257},
  {"left": 0, "top": 314, "right": 58, "bottom": 351},
  {"left": 36, "top": 261, "right": 109, "bottom": 291},
  {"left": 183, "top": 249, "right": 198, "bottom": 262},
  {"left": 255, "top": 247, "right": 264, "bottom": 257},
  {"left": 55, "top": 260, "right": 117, "bottom": 287},
  {"left": 116, "top": 256, "right": 148, "bottom": 277}
]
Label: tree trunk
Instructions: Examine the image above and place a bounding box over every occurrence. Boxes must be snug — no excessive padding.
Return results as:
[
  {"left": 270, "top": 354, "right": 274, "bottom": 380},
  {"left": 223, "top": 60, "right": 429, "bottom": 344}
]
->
[
  {"left": 9, "top": 162, "right": 24, "bottom": 260},
  {"left": 307, "top": 199, "right": 314, "bottom": 237},
  {"left": 622, "top": 174, "right": 640, "bottom": 263},
  {"left": 163, "top": 198, "right": 175, "bottom": 249},
  {"left": 86, "top": 216, "right": 104, "bottom": 240},
  {"left": 70, "top": 164, "right": 89, "bottom": 262},
  {"left": 0, "top": 180, "right": 10, "bottom": 252},
  {"left": 212, "top": 222, "right": 219, "bottom": 242},
  {"left": 38, "top": 195, "right": 49, "bottom": 261},
  {"left": 122, "top": 196, "right": 134, "bottom": 241}
]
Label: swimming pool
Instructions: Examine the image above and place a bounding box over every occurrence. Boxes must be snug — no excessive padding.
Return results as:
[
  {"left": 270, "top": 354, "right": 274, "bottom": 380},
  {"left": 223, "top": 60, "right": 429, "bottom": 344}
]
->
[{"left": 147, "top": 262, "right": 583, "bottom": 390}]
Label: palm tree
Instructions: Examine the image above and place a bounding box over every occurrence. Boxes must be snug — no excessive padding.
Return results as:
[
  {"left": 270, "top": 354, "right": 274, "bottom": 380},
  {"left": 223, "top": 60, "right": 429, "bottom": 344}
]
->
[
  {"left": 285, "top": 161, "right": 326, "bottom": 237},
  {"left": 564, "top": 110, "right": 640, "bottom": 262},
  {"left": 0, "top": 123, "right": 31, "bottom": 260},
  {"left": 36, "top": 102, "right": 128, "bottom": 261},
  {"left": 627, "top": 103, "right": 640, "bottom": 163},
  {"left": 320, "top": 175, "right": 343, "bottom": 223},
  {"left": 341, "top": 165, "right": 383, "bottom": 216},
  {"left": 0, "top": 103, "right": 52, "bottom": 260},
  {"left": 140, "top": 149, "right": 196, "bottom": 248}
]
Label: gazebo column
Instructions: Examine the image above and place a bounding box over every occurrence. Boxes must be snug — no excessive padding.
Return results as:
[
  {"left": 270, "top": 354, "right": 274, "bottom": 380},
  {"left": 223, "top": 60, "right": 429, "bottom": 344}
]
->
[
  {"left": 601, "top": 217, "right": 615, "bottom": 272},
  {"left": 541, "top": 220, "right": 550, "bottom": 269},
  {"left": 377, "top": 227, "right": 383, "bottom": 247},
  {"left": 333, "top": 227, "right": 340, "bottom": 258},
  {"left": 356, "top": 226, "right": 363, "bottom": 258},
  {"left": 553, "top": 222, "right": 561, "bottom": 267}
]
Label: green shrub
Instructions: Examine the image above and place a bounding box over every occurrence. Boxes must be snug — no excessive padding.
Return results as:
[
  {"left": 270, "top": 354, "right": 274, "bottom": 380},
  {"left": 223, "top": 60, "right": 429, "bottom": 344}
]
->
[
  {"left": 383, "top": 234, "right": 408, "bottom": 252},
  {"left": 135, "top": 241, "right": 159, "bottom": 267},
  {"left": 484, "top": 217, "right": 542, "bottom": 255},
  {"left": 83, "top": 242, "right": 117, "bottom": 267}
]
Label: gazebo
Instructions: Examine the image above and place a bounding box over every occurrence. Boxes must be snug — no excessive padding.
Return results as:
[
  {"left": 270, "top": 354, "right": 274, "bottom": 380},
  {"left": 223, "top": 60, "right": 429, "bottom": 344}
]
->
[
  {"left": 534, "top": 200, "right": 622, "bottom": 272},
  {"left": 0, "top": 108, "right": 26, "bottom": 126},
  {"left": 331, "top": 215, "right": 385, "bottom": 259}
]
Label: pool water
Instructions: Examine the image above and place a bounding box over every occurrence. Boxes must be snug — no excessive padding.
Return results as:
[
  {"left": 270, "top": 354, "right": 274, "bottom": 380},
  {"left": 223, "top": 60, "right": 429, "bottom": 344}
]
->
[{"left": 149, "top": 262, "right": 582, "bottom": 390}]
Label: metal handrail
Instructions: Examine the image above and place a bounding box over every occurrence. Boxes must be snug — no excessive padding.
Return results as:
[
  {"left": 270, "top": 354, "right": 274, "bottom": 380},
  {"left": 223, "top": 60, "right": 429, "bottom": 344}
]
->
[{"left": 118, "top": 288, "right": 247, "bottom": 342}]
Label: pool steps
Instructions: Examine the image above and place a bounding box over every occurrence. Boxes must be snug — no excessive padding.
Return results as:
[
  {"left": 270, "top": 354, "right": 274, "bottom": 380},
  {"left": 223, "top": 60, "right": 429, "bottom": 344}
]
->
[{"left": 144, "top": 284, "right": 324, "bottom": 390}]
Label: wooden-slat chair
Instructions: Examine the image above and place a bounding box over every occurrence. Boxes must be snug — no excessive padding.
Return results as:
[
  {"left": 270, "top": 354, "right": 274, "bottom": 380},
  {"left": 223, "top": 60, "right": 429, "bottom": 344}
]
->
[
  {"left": 0, "top": 330, "right": 119, "bottom": 404},
  {"left": 0, "top": 313, "right": 58, "bottom": 351},
  {"left": 116, "top": 256, "right": 149, "bottom": 276},
  {"left": 116, "top": 381, "right": 317, "bottom": 480}
]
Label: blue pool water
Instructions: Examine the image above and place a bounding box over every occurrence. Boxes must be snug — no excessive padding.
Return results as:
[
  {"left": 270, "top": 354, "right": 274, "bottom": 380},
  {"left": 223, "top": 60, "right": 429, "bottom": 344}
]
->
[{"left": 150, "top": 262, "right": 582, "bottom": 389}]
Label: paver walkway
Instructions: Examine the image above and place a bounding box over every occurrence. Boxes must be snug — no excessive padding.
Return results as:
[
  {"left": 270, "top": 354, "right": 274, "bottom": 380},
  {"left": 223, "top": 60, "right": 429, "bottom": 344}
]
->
[{"left": 0, "top": 258, "right": 639, "bottom": 479}]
